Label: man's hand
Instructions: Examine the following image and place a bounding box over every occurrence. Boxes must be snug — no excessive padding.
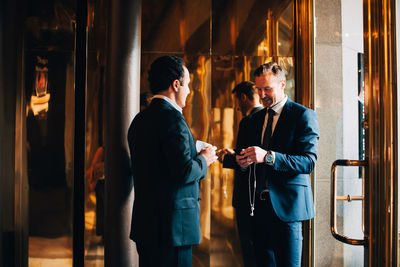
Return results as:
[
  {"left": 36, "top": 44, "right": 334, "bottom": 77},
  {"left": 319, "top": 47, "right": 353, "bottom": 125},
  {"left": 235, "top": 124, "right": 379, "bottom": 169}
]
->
[
  {"left": 236, "top": 146, "right": 267, "bottom": 167},
  {"left": 200, "top": 146, "right": 218, "bottom": 166},
  {"left": 216, "top": 148, "right": 235, "bottom": 163}
]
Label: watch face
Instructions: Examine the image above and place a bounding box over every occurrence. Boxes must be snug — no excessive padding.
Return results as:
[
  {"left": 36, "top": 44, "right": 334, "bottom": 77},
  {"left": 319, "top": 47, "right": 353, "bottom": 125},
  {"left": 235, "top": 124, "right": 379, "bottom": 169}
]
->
[{"left": 266, "top": 154, "right": 273, "bottom": 162}]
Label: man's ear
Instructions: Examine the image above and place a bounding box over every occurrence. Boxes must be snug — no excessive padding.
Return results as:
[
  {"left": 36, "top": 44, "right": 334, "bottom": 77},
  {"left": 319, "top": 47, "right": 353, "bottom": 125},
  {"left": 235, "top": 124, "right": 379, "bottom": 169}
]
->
[
  {"left": 172, "top": 79, "right": 180, "bottom": 92},
  {"left": 240, "top": 93, "right": 247, "bottom": 102},
  {"left": 280, "top": 79, "right": 286, "bottom": 89}
]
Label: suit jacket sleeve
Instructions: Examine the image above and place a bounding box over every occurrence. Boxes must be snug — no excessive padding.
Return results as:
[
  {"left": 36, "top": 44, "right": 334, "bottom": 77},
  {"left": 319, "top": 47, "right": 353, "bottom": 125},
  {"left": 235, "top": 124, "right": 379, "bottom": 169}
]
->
[
  {"left": 161, "top": 114, "right": 208, "bottom": 185},
  {"left": 273, "top": 108, "right": 319, "bottom": 175},
  {"left": 222, "top": 116, "right": 250, "bottom": 169}
]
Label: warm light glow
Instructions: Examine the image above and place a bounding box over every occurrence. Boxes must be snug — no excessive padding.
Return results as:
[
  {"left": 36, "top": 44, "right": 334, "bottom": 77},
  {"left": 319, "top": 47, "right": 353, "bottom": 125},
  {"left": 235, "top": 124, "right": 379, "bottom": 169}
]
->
[
  {"left": 30, "top": 93, "right": 51, "bottom": 116},
  {"left": 31, "top": 60, "right": 50, "bottom": 116},
  {"left": 258, "top": 40, "right": 269, "bottom": 55}
]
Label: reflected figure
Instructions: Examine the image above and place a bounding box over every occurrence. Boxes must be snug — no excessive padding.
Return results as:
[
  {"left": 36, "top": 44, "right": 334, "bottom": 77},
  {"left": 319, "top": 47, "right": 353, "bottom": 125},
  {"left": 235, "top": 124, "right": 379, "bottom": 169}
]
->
[
  {"left": 86, "top": 146, "right": 105, "bottom": 237},
  {"left": 231, "top": 62, "right": 319, "bottom": 266},
  {"left": 217, "top": 81, "right": 262, "bottom": 267},
  {"left": 128, "top": 56, "right": 217, "bottom": 267}
]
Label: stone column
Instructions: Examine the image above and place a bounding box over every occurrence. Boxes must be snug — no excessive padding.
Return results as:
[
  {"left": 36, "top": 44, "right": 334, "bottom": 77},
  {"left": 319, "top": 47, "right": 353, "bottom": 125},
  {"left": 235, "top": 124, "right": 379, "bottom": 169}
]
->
[{"left": 104, "top": 0, "right": 141, "bottom": 266}]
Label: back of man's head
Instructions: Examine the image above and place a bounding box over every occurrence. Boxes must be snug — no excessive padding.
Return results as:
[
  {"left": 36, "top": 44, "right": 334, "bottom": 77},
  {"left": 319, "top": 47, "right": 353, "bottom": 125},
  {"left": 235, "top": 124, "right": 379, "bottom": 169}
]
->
[
  {"left": 254, "top": 62, "right": 286, "bottom": 81},
  {"left": 148, "top": 56, "right": 185, "bottom": 94},
  {"left": 232, "top": 81, "right": 257, "bottom": 101}
]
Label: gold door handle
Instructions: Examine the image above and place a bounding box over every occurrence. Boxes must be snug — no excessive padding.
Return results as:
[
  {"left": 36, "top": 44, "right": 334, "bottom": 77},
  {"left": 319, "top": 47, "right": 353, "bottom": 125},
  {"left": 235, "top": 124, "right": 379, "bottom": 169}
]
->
[{"left": 330, "top": 159, "right": 368, "bottom": 246}]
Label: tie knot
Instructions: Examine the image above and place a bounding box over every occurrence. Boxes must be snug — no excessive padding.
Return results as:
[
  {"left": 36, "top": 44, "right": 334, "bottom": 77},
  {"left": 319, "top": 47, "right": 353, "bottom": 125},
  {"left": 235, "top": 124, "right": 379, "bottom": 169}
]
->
[{"left": 268, "top": 108, "right": 276, "bottom": 116}]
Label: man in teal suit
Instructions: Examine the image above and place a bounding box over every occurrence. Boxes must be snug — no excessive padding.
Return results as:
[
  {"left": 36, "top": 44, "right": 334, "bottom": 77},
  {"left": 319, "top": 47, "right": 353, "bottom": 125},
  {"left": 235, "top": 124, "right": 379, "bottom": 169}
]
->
[
  {"left": 235, "top": 62, "right": 319, "bottom": 266},
  {"left": 128, "top": 56, "right": 217, "bottom": 267}
]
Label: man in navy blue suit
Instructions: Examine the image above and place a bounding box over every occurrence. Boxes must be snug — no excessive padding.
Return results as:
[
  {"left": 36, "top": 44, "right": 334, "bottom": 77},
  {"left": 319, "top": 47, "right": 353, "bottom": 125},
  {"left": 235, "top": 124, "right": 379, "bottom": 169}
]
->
[
  {"left": 128, "top": 56, "right": 217, "bottom": 267},
  {"left": 235, "top": 62, "right": 319, "bottom": 266}
]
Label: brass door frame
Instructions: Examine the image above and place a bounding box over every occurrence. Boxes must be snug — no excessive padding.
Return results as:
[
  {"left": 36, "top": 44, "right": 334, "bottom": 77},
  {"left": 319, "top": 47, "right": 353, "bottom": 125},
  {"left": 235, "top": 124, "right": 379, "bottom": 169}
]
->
[
  {"left": 302, "top": 0, "right": 398, "bottom": 266},
  {"left": 294, "top": 0, "right": 314, "bottom": 266},
  {"left": 364, "top": 0, "right": 397, "bottom": 266}
]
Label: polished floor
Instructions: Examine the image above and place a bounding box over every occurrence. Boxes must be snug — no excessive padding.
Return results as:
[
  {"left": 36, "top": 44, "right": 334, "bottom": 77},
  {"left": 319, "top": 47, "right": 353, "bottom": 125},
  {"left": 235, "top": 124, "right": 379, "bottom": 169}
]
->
[
  {"left": 28, "top": 235, "right": 104, "bottom": 267},
  {"left": 193, "top": 213, "right": 243, "bottom": 267},
  {"left": 28, "top": 190, "right": 104, "bottom": 267},
  {"left": 28, "top": 188, "right": 241, "bottom": 267},
  {"left": 29, "top": 236, "right": 73, "bottom": 267},
  {"left": 28, "top": 222, "right": 241, "bottom": 267}
]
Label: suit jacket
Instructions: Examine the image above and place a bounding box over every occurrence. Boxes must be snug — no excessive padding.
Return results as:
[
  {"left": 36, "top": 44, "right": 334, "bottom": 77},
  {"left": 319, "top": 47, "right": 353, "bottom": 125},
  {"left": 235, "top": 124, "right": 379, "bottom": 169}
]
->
[
  {"left": 127, "top": 98, "right": 208, "bottom": 247},
  {"left": 223, "top": 106, "right": 263, "bottom": 209},
  {"left": 226, "top": 99, "right": 319, "bottom": 222}
]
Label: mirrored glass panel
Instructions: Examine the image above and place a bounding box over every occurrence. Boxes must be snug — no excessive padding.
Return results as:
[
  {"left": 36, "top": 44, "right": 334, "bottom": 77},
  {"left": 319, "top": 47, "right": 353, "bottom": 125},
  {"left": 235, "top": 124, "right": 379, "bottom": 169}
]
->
[
  {"left": 141, "top": 0, "right": 295, "bottom": 266},
  {"left": 25, "top": 1, "right": 76, "bottom": 264},
  {"left": 212, "top": 0, "right": 293, "bottom": 57},
  {"left": 84, "top": 0, "right": 107, "bottom": 265},
  {"left": 142, "top": 0, "right": 211, "bottom": 54}
]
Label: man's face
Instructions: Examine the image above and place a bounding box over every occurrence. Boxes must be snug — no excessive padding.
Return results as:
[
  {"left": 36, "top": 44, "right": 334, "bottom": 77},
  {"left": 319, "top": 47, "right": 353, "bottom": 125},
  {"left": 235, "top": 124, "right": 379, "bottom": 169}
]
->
[
  {"left": 235, "top": 94, "right": 247, "bottom": 116},
  {"left": 255, "top": 72, "right": 285, "bottom": 108},
  {"left": 176, "top": 66, "right": 191, "bottom": 108}
]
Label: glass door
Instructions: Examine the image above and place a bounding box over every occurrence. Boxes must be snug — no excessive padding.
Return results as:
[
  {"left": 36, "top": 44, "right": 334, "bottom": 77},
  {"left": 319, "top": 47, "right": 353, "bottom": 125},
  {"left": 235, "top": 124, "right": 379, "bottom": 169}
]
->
[
  {"left": 314, "top": 0, "right": 365, "bottom": 265},
  {"left": 314, "top": 0, "right": 398, "bottom": 266}
]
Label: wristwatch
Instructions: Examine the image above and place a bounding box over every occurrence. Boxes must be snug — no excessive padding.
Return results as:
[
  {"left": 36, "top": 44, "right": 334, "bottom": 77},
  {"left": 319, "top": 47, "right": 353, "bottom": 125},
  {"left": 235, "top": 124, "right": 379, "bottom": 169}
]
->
[{"left": 264, "top": 150, "right": 274, "bottom": 165}]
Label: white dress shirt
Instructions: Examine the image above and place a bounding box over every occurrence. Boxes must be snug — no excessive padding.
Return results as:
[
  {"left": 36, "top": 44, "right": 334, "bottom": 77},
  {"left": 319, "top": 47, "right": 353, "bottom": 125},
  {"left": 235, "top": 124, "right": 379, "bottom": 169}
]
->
[
  {"left": 261, "top": 95, "right": 288, "bottom": 142},
  {"left": 152, "top": 95, "right": 183, "bottom": 114}
]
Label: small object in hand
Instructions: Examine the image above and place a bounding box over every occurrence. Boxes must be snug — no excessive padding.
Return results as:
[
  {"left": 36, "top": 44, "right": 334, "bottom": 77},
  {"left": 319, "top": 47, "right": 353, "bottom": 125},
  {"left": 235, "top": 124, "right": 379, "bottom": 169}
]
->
[{"left": 196, "top": 140, "right": 212, "bottom": 153}]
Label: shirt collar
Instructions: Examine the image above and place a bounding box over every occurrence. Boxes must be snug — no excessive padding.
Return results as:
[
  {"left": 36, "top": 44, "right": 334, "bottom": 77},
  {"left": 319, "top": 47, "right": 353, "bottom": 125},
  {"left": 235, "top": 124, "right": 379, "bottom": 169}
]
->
[
  {"left": 269, "top": 95, "right": 287, "bottom": 114},
  {"left": 152, "top": 95, "right": 183, "bottom": 113}
]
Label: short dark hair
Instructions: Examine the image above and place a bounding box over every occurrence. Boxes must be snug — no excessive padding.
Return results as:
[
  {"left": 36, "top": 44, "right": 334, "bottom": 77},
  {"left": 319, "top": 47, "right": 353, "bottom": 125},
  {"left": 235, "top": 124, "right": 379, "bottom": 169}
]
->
[
  {"left": 232, "top": 81, "right": 257, "bottom": 101},
  {"left": 148, "top": 56, "right": 186, "bottom": 94},
  {"left": 254, "top": 62, "right": 286, "bottom": 81}
]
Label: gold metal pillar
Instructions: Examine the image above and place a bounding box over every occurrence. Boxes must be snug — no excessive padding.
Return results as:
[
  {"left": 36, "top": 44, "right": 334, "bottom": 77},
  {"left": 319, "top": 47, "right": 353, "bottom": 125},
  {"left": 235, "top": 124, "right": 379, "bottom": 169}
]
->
[
  {"left": 294, "top": 0, "right": 313, "bottom": 266},
  {"left": 295, "top": 0, "right": 313, "bottom": 109},
  {"left": 364, "top": 0, "right": 397, "bottom": 265}
]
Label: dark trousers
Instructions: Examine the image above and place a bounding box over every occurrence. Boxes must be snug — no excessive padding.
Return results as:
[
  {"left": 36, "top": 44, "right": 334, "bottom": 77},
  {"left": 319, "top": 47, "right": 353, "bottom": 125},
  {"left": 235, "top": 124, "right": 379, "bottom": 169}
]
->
[
  {"left": 95, "top": 180, "right": 104, "bottom": 236},
  {"left": 236, "top": 207, "right": 257, "bottom": 267},
  {"left": 136, "top": 243, "right": 192, "bottom": 267},
  {"left": 254, "top": 195, "right": 303, "bottom": 267},
  {"left": 236, "top": 195, "right": 303, "bottom": 267}
]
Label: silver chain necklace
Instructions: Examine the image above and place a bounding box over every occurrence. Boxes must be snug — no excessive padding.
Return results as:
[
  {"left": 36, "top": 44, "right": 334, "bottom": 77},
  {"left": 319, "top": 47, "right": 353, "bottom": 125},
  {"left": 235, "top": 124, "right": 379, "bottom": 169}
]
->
[{"left": 248, "top": 163, "right": 257, "bottom": 216}]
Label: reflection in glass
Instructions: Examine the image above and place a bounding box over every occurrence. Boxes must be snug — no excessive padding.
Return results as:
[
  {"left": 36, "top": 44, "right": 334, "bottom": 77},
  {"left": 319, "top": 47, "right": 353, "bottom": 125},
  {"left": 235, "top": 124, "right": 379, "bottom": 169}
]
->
[
  {"left": 141, "top": 0, "right": 295, "bottom": 265},
  {"left": 212, "top": 0, "right": 293, "bottom": 57},
  {"left": 26, "top": 53, "right": 74, "bottom": 266},
  {"left": 141, "top": 0, "right": 211, "bottom": 54},
  {"left": 277, "top": 2, "right": 294, "bottom": 57},
  {"left": 84, "top": 0, "right": 107, "bottom": 265},
  {"left": 24, "top": 0, "right": 77, "bottom": 264}
]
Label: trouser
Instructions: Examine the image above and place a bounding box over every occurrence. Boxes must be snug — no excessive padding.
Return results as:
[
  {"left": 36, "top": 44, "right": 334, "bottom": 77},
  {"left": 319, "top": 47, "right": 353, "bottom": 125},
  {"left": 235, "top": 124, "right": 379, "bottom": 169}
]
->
[
  {"left": 253, "top": 194, "right": 303, "bottom": 267},
  {"left": 95, "top": 180, "right": 104, "bottom": 236},
  {"left": 136, "top": 242, "right": 192, "bottom": 267},
  {"left": 236, "top": 207, "right": 257, "bottom": 267}
]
